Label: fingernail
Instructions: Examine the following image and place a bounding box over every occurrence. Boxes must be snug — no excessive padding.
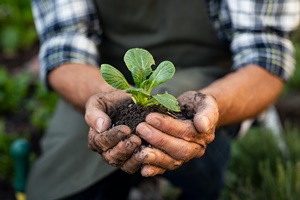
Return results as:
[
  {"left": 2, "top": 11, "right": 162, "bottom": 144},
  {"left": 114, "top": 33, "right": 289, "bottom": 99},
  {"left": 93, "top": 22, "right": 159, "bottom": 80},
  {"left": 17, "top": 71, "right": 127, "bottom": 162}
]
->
[
  {"left": 201, "top": 116, "right": 210, "bottom": 132},
  {"left": 136, "top": 150, "right": 147, "bottom": 161},
  {"left": 147, "top": 153, "right": 156, "bottom": 162},
  {"left": 138, "top": 126, "right": 152, "bottom": 139},
  {"left": 142, "top": 166, "right": 154, "bottom": 177},
  {"left": 96, "top": 118, "right": 104, "bottom": 132},
  {"left": 148, "top": 117, "right": 160, "bottom": 127}
]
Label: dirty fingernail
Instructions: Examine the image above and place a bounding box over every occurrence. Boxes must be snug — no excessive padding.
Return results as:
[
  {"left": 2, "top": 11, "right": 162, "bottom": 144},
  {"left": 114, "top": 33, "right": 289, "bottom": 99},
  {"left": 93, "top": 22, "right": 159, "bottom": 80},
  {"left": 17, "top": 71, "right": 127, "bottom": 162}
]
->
[
  {"left": 146, "top": 153, "right": 156, "bottom": 162},
  {"left": 201, "top": 116, "right": 210, "bottom": 132},
  {"left": 96, "top": 118, "right": 104, "bottom": 132},
  {"left": 142, "top": 167, "right": 154, "bottom": 177},
  {"left": 136, "top": 150, "right": 147, "bottom": 161}
]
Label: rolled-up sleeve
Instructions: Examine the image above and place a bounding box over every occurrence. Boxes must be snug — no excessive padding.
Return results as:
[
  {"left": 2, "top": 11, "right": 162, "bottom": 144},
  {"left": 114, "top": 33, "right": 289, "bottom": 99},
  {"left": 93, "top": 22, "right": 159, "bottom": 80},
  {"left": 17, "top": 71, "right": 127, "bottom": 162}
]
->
[
  {"left": 225, "top": 0, "right": 300, "bottom": 81},
  {"left": 32, "top": 0, "right": 101, "bottom": 88}
]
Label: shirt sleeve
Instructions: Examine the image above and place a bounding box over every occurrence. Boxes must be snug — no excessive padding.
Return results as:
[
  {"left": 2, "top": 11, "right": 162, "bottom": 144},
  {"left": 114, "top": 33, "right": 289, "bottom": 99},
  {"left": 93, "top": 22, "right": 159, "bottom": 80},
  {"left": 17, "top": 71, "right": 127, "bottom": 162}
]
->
[
  {"left": 224, "top": 0, "right": 300, "bottom": 81},
  {"left": 32, "top": 0, "right": 101, "bottom": 88}
]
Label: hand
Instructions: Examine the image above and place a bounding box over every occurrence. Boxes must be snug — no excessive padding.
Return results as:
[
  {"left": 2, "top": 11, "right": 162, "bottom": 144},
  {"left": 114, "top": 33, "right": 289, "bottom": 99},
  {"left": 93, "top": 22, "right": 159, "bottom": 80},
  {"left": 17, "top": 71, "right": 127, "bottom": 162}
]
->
[
  {"left": 122, "top": 91, "right": 219, "bottom": 176},
  {"left": 85, "top": 90, "right": 142, "bottom": 168}
]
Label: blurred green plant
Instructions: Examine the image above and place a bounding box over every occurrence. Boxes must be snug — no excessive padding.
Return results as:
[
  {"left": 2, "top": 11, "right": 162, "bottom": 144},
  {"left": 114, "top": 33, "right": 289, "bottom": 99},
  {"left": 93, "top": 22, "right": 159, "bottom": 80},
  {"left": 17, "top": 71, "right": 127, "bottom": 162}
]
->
[
  {"left": 284, "top": 28, "right": 300, "bottom": 91},
  {"left": 0, "top": 67, "right": 58, "bottom": 184},
  {"left": 285, "top": 43, "right": 300, "bottom": 90},
  {"left": 221, "top": 126, "right": 300, "bottom": 200},
  {"left": 26, "top": 81, "right": 58, "bottom": 130},
  {"left": 0, "top": 67, "right": 31, "bottom": 114},
  {"left": 0, "top": 0, "right": 37, "bottom": 56},
  {"left": 0, "top": 120, "right": 19, "bottom": 182},
  {"left": 0, "top": 67, "right": 58, "bottom": 132}
]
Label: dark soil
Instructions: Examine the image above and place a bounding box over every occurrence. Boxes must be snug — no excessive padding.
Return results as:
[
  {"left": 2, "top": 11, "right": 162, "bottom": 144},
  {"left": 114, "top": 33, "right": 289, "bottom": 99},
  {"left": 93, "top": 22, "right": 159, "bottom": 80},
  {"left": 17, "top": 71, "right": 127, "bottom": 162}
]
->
[
  {"left": 110, "top": 99, "right": 189, "bottom": 133},
  {"left": 110, "top": 99, "right": 195, "bottom": 146}
]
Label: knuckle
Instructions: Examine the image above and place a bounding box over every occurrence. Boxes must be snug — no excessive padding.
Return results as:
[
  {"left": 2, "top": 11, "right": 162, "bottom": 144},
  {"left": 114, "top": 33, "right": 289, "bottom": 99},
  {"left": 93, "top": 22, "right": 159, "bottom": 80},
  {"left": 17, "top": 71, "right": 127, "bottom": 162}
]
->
[
  {"left": 170, "top": 160, "right": 183, "bottom": 169},
  {"left": 156, "top": 138, "right": 169, "bottom": 148},
  {"left": 87, "top": 142, "right": 96, "bottom": 152},
  {"left": 84, "top": 112, "right": 92, "bottom": 124},
  {"left": 102, "top": 150, "right": 122, "bottom": 167},
  {"left": 178, "top": 145, "right": 193, "bottom": 160},
  {"left": 195, "top": 148, "right": 205, "bottom": 158}
]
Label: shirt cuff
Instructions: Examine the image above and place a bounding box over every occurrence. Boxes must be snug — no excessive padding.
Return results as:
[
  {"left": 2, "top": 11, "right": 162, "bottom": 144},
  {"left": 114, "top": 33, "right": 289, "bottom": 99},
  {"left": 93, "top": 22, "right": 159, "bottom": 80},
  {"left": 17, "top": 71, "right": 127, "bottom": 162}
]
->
[
  {"left": 39, "top": 34, "right": 99, "bottom": 89},
  {"left": 231, "top": 32, "right": 295, "bottom": 81}
]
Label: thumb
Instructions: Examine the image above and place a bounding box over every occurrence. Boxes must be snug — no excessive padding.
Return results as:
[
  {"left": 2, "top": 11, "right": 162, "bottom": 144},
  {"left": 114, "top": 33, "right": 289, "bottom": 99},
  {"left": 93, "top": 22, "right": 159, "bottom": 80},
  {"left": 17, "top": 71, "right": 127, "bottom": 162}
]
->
[
  {"left": 193, "top": 95, "right": 219, "bottom": 133},
  {"left": 85, "top": 93, "right": 112, "bottom": 132}
]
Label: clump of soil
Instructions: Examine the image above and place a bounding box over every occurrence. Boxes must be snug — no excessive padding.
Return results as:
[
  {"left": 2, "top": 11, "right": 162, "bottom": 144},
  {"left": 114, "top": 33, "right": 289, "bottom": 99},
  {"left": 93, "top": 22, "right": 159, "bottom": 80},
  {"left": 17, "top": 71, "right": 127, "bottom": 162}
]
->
[{"left": 110, "top": 99, "right": 194, "bottom": 135}]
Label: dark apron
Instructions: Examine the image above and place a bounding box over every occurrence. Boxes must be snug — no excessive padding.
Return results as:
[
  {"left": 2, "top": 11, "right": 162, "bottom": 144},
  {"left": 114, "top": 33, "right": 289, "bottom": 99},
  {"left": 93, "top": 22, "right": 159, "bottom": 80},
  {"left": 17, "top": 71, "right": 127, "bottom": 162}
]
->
[{"left": 26, "top": 1, "right": 232, "bottom": 200}]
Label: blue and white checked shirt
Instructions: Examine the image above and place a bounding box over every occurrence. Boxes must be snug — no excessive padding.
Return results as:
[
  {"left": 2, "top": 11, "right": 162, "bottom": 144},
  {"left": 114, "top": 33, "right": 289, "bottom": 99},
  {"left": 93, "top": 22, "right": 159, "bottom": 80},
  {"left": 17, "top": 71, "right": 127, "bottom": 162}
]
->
[{"left": 32, "top": 0, "right": 300, "bottom": 87}]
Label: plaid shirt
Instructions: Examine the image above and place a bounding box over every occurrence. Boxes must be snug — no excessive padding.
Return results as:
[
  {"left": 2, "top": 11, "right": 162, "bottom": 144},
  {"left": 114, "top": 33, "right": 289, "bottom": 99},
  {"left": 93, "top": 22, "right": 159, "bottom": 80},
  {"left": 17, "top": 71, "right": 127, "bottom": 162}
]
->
[{"left": 32, "top": 0, "right": 300, "bottom": 87}]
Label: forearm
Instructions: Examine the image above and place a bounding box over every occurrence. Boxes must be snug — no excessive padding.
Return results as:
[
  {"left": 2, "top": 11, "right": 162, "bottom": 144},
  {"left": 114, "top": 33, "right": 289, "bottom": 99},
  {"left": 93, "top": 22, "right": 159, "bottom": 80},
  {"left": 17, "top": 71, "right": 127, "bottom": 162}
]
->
[
  {"left": 200, "top": 65, "right": 283, "bottom": 127},
  {"left": 48, "top": 63, "right": 115, "bottom": 112}
]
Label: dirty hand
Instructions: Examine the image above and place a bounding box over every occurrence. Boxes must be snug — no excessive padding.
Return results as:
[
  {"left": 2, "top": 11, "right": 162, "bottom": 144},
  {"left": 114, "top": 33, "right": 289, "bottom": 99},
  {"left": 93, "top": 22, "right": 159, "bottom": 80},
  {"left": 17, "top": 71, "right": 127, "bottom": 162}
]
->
[
  {"left": 125, "top": 91, "right": 218, "bottom": 176},
  {"left": 85, "top": 90, "right": 142, "bottom": 167}
]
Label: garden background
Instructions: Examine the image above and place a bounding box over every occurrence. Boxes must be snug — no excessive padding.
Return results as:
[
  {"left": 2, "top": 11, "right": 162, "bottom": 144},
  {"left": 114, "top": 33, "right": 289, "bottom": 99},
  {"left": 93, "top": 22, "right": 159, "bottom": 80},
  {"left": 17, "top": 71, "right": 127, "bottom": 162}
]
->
[{"left": 0, "top": 1, "right": 299, "bottom": 200}]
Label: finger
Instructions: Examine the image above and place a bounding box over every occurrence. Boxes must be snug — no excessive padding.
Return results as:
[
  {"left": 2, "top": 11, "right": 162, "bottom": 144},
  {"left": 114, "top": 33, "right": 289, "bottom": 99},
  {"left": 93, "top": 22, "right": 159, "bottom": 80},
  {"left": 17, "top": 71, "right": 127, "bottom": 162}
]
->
[
  {"left": 145, "top": 113, "right": 206, "bottom": 143},
  {"left": 193, "top": 95, "right": 219, "bottom": 134},
  {"left": 135, "top": 146, "right": 183, "bottom": 170},
  {"left": 120, "top": 145, "right": 147, "bottom": 174},
  {"left": 136, "top": 123, "right": 205, "bottom": 160},
  {"left": 144, "top": 113, "right": 214, "bottom": 148},
  {"left": 177, "top": 92, "right": 219, "bottom": 134},
  {"left": 88, "top": 125, "right": 132, "bottom": 153},
  {"left": 102, "top": 134, "right": 142, "bottom": 167},
  {"left": 141, "top": 165, "right": 166, "bottom": 177},
  {"left": 85, "top": 94, "right": 112, "bottom": 132}
]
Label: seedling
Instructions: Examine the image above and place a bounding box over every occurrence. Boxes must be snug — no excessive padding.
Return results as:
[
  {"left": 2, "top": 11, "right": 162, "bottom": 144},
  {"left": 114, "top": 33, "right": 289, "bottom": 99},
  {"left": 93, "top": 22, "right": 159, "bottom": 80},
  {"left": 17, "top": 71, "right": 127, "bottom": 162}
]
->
[{"left": 101, "top": 48, "right": 180, "bottom": 112}]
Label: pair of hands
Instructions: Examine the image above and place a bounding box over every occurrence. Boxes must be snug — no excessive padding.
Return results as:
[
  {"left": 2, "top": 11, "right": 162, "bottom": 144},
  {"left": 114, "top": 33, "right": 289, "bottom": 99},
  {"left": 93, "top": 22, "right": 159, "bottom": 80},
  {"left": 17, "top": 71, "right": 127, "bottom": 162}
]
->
[{"left": 85, "top": 90, "right": 219, "bottom": 177}]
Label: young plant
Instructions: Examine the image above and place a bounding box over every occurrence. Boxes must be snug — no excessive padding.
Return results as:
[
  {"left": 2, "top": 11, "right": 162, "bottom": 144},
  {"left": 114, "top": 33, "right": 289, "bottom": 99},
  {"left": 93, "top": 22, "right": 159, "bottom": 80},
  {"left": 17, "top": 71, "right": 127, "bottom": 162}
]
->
[{"left": 101, "top": 48, "right": 180, "bottom": 112}]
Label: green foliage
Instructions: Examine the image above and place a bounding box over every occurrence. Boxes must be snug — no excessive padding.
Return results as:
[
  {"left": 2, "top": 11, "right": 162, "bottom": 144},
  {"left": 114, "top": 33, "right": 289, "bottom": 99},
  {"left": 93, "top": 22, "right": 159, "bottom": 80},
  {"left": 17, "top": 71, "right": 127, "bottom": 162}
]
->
[
  {"left": 0, "top": 67, "right": 58, "bottom": 183},
  {"left": 0, "top": 67, "right": 31, "bottom": 113},
  {"left": 0, "top": 121, "right": 18, "bottom": 182},
  {"left": 26, "top": 81, "right": 58, "bottom": 130},
  {"left": 0, "top": 0, "right": 37, "bottom": 56},
  {"left": 283, "top": 30, "right": 300, "bottom": 93},
  {"left": 285, "top": 43, "right": 300, "bottom": 90},
  {"left": 0, "top": 67, "right": 58, "bottom": 130},
  {"left": 221, "top": 126, "right": 300, "bottom": 199},
  {"left": 101, "top": 48, "right": 180, "bottom": 112}
]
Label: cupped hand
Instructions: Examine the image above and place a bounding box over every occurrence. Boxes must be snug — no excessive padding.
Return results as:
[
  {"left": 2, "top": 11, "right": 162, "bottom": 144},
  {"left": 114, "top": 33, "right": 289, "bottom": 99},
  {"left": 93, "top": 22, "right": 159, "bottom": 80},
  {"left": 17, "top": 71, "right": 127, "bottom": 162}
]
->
[
  {"left": 85, "top": 90, "right": 142, "bottom": 168},
  {"left": 124, "top": 91, "right": 219, "bottom": 176}
]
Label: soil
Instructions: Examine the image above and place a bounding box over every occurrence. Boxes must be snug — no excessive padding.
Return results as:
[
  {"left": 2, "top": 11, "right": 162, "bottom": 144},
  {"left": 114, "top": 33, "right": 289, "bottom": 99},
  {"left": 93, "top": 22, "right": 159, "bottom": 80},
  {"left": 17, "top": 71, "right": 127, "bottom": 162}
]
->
[{"left": 110, "top": 99, "right": 190, "bottom": 133}]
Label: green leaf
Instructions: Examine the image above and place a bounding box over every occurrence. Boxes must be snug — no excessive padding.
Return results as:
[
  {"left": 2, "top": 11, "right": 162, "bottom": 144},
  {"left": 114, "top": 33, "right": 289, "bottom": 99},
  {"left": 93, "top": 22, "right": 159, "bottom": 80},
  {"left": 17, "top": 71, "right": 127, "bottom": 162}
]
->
[
  {"left": 131, "top": 66, "right": 145, "bottom": 88},
  {"left": 153, "top": 93, "right": 180, "bottom": 112},
  {"left": 126, "top": 87, "right": 150, "bottom": 97},
  {"left": 148, "top": 61, "right": 175, "bottom": 91},
  {"left": 124, "top": 48, "right": 154, "bottom": 78},
  {"left": 101, "top": 64, "right": 130, "bottom": 90}
]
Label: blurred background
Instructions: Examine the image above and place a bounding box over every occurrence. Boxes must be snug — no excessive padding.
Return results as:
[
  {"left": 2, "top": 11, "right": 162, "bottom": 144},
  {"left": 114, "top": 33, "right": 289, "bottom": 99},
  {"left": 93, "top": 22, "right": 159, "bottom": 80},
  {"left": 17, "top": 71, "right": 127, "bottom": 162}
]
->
[{"left": 0, "top": 1, "right": 299, "bottom": 200}]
